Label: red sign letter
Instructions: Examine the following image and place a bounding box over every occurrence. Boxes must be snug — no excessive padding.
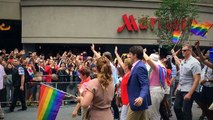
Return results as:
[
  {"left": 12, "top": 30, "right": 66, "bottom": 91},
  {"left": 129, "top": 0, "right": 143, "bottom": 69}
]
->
[
  {"left": 150, "top": 18, "right": 157, "bottom": 31},
  {"left": 117, "top": 14, "right": 139, "bottom": 33},
  {"left": 138, "top": 17, "right": 148, "bottom": 30}
]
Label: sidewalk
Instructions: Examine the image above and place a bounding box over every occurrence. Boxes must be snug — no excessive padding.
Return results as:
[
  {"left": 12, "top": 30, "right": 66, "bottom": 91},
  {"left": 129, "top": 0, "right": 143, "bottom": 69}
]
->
[
  {"left": 3, "top": 103, "right": 201, "bottom": 120},
  {"left": 3, "top": 105, "right": 82, "bottom": 120}
]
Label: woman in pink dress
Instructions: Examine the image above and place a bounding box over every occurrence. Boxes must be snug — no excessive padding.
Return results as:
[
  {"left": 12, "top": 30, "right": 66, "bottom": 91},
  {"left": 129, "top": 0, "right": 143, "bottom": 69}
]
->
[{"left": 77, "top": 56, "right": 114, "bottom": 120}]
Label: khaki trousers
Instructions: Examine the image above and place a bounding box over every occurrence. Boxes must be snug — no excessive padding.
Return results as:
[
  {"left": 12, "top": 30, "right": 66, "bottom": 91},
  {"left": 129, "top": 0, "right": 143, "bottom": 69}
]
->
[
  {"left": 82, "top": 107, "right": 88, "bottom": 120},
  {"left": 126, "top": 106, "right": 148, "bottom": 120}
]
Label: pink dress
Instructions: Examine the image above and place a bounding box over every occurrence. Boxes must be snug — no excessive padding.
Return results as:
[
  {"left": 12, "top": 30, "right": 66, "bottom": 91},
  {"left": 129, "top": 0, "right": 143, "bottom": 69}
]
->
[{"left": 86, "top": 78, "right": 114, "bottom": 120}]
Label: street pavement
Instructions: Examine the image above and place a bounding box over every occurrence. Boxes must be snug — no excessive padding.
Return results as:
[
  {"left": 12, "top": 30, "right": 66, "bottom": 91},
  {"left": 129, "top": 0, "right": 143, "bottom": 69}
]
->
[{"left": 3, "top": 103, "right": 202, "bottom": 120}]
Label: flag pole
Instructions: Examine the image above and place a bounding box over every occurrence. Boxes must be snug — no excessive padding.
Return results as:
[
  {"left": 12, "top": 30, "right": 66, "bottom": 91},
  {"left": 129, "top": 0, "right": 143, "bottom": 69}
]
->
[
  {"left": 40, "top": 83, "right": 76, "bottom": 98},
  {"left": 172, "top": 41, "right": 179, "bottom": 50}
]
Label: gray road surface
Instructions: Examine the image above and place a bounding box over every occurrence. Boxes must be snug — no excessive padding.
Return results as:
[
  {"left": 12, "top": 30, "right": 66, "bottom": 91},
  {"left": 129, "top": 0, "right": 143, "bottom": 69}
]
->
[{"left": 3, "top": 103, "right": 202, "bottom": 120}]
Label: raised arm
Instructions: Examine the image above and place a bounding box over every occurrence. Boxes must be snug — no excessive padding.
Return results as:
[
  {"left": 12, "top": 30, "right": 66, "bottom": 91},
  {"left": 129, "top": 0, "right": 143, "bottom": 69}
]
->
[
  {"left": 91, "top": 44, "right": 101, "bottom": 58},
  {"left": 114, "top": 46, "right": 125, "bottom": 70},
  {"left": 171, "top": 49, "right": 180, "bottom": 68},
  {"left": 191, "top": 50, "right": 201, "bottom": 62},
  {"left": 195, "top": 41, "right": 213, "bottom": 69},
  {"left": 143, "top": 48, "right": 157, "bottom": 70}
]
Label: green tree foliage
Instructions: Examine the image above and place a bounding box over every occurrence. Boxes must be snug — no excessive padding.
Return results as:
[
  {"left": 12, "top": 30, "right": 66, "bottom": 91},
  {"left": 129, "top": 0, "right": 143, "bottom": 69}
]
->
[{"left": 155, "top": 0, "right": 198, "bottom": 46}]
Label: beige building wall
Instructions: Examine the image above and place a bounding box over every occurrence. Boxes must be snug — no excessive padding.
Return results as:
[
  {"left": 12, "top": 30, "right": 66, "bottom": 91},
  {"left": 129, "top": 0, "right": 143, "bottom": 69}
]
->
[
  {"left": 21, "top": 1, "right": 213, "bottom": 46},
  {"left": 0, "top": 0, "right": 21, "bottom": 20}
]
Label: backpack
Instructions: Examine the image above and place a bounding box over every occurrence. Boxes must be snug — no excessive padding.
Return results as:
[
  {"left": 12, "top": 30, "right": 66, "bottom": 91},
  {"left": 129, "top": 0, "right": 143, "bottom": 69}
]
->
[
  {"left": 158, "top": 65, "right": 167, "bottom": 88},
  {"left": 148, "top": 65, "right": 167, "bottom": 88}
]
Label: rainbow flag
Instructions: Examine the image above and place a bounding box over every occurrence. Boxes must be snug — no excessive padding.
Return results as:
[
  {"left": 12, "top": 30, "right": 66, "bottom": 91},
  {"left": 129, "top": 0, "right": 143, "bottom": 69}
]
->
[
  {"left": 190, "top": 20, "right": 213, "bottom": 37},
  {"left": 37, "top": 84, "right": 65, "bottom": 120},
  {"left": 26, "top": 64, "right": 34, "bottom": 78},
  {"left": 172, "top": 31, "right": 181, "bottom": 43}
]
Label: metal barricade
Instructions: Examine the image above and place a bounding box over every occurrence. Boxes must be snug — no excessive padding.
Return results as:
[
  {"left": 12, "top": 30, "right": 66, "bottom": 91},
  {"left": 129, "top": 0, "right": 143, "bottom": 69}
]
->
[{"left": 0, "top": 74, "right": 81, "bottom": 107}]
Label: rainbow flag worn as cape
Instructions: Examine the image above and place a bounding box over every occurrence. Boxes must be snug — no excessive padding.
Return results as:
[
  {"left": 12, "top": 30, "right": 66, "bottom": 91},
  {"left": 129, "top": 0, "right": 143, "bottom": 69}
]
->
[
  {"left": 37, "top": 84, "right": 65, "bottom": 120},
  {"left": 172, "top": 31, "right": 181, "bottom": 43},
  {"left": 190, "top": 20, "right": 213, "bottom": 37}
]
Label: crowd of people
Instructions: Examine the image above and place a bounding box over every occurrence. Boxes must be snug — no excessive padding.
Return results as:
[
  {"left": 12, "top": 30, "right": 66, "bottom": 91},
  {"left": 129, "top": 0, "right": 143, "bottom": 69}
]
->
[{"left": 0, "top": 42, "right": 213, "bottom": 120}]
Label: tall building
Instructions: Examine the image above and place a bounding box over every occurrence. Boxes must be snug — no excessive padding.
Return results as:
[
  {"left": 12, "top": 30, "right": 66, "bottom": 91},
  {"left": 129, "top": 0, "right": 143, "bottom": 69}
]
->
[{"left": 0, "top": 0, "right": 21, "bottom": 51}]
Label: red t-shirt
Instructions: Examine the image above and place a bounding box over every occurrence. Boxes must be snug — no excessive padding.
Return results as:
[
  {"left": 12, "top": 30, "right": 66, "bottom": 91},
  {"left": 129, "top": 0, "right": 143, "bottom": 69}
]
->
[
  {"left": 79, "top": 77, "right": 91, "bottom": 96},
  {"left": 166, "top": 69, "right": 172, "bottom": 87},
  {"left": 80, "top": 77, "right": 91, "bottom": 85},
  {"left": 121, "top": 71, "right": 131, "bottom": 105},
  {"left": 44, "top": 65, "right": 52, "bottom": 82}
]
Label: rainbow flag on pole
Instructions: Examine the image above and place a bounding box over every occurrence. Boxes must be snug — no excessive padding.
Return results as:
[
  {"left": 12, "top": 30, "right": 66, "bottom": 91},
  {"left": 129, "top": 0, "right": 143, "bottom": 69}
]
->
[
  {"left": 190, "top": 20, "right": 213, "bottom": 37},
  {"left": 37, "top": 84, "right": 65, "bottom": 120},
  {"left": 172, "top": 31, "right": 181, "bottom": 43}
]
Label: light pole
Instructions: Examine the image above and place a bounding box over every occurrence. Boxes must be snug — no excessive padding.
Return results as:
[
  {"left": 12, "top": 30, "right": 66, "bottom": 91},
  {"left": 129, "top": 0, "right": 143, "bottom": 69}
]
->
[{"left": 158, "top": 39, "right": 164, "bottom": 55}]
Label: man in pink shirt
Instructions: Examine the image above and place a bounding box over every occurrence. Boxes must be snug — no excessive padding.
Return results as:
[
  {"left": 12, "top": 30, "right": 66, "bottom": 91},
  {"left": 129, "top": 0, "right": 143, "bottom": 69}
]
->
[{"left": 143, "top": 51, "right": 166, "bottom": 120}]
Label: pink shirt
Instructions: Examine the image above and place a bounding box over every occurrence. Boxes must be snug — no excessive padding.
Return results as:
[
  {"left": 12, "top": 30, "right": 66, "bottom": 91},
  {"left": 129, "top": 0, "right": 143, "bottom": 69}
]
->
[
  {"left": 131, "top": 60, "right": 140, "bottom": 71},
  {"left": 149, "top": 64, "right": 161, "bottom": 86}
]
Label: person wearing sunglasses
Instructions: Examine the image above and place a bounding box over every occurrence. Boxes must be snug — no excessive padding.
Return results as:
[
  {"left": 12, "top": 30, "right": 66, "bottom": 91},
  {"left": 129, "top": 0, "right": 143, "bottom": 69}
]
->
[{"left": 172, "top": 44, "right": 201, "bottom": 120}]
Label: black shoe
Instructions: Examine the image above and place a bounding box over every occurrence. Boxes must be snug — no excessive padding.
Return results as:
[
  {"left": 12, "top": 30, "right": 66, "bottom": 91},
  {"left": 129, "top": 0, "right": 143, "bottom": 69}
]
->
[
  {"left": 199, "top": 115, "right": 206, "bottom": 120},
  {"left": 18, "top": 107, "right": 27, "bottom": 111},
  {"left": 4, "top": 109, "right": 13, "bottom": 113}
]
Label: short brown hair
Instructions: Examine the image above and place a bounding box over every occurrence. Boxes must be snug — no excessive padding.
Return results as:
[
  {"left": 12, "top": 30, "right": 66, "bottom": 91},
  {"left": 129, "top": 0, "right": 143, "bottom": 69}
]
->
[{"left": 78, "top": 66, "right": 90, "bottom": 77}]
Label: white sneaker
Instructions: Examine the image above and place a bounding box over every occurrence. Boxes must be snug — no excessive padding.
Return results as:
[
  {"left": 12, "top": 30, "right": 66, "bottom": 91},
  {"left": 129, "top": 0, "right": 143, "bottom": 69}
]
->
[{"left": 0, "top": 109, "right": 4, "bottom": 119}]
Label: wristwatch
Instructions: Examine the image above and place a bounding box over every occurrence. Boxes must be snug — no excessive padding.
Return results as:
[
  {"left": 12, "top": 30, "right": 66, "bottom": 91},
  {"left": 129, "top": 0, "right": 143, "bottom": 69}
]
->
[{"left": 206, "top": 78, "right": 209, "bottom": 82}]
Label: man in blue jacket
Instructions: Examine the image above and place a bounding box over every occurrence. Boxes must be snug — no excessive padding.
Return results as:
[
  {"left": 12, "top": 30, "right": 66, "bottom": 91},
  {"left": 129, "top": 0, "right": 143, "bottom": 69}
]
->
[{"left": 127, "top": 46, "right": 151, "bottom": 120}]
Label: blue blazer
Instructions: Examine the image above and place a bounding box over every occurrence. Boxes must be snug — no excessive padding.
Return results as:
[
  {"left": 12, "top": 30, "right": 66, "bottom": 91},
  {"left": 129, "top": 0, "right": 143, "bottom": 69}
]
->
[{"left": 128, "top": 61, "right": 151, "bottom": 111}]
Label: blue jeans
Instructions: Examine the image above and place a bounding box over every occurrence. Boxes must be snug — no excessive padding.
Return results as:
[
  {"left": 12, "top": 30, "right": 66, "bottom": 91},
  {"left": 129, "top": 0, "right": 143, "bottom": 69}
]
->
[{"left": 173, "top": 90, "right": 198, "bottom": 120}]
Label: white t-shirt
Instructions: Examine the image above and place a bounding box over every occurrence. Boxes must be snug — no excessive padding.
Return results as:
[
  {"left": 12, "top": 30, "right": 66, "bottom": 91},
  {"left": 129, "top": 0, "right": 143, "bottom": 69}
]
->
[{"left": 0, "top": 64, "right": 6, "bottom": 90}]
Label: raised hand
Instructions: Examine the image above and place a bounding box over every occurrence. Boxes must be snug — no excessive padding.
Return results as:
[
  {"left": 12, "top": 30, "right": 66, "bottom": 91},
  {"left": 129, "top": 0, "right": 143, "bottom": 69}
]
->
[
  {"left": 91, "top": 44, "right": 95, "bottom": 51},
  {"left": 115, "top": 46, "right": 118, "bottom": 54},
  {"left": 194, "top": 40, "right": 200, "bottom": 48},
  {"left": 143, "top": 48, "right": 147, "bottom": 53},
  {"left": 171, "top": 49, "right": 175, "bottom": 55}
]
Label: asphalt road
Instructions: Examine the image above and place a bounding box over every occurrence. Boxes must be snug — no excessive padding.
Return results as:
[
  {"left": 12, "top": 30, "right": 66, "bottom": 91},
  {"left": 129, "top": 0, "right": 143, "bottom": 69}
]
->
[{"left": 3, "top": 103, "right": 202, "bottom": 120}]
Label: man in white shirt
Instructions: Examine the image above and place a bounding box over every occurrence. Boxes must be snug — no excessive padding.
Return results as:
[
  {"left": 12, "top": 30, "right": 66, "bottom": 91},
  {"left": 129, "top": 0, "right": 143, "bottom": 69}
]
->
[
  {"left": 0, "top": 56, "right": 6, "bottom": 119},
  {"left": 173, "top": 45, "right": 201, "bottom": 120}
]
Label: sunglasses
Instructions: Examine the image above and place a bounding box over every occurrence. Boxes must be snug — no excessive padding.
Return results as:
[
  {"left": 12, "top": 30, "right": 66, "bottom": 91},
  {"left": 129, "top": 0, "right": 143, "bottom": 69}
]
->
[{"left": 182, "top": 49, "right": 189, "bottom": 52}]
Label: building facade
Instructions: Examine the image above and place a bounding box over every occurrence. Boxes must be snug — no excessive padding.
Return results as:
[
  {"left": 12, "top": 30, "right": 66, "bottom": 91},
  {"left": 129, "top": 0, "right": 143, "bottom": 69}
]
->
[
  {"left": 0, "top": 0, "right": 21, "bottom": 51},
  {"left": 0, "top": 0, "right": 213, "bottom": 54}
]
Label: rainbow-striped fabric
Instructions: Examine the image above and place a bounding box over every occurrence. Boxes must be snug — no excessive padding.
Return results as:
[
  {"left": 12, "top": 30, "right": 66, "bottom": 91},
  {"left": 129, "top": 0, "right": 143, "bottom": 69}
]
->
[
  {"left": 37, "top": 84, "right": 65, "bottom": 120},
  {"left": 172, "top": 31, "right": 181, "bottom": 43},
  {"left": 26, "top": 64, "right": 34, "bottom": 78},
  {"left": 190, "top": 20, "right": 213, "bottom": 37}
]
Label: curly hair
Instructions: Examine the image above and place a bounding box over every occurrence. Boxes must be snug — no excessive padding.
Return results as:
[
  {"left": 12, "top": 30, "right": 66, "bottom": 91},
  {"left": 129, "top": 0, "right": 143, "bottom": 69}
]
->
[{"left": 96, "top": 56, "right": 113, "bottom": 90}]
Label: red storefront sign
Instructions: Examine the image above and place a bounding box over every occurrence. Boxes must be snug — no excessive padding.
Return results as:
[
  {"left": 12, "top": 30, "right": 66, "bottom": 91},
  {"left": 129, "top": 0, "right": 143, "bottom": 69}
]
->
[{"left": 117, "top": 14, "right": 189, "bottom": 33}]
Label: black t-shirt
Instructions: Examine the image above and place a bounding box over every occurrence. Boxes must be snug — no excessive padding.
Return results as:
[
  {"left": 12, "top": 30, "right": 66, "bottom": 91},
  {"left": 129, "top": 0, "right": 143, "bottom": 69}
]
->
[{"left": 12, "top": 65, "right": 25, "bottom": 87}]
